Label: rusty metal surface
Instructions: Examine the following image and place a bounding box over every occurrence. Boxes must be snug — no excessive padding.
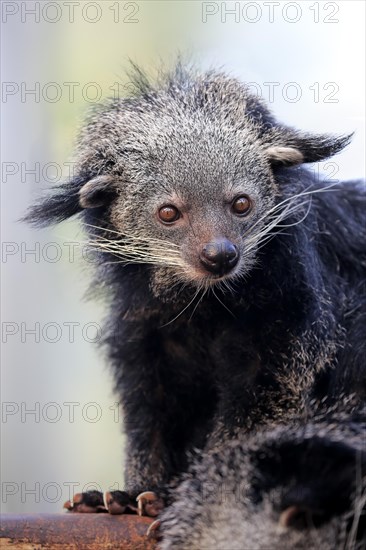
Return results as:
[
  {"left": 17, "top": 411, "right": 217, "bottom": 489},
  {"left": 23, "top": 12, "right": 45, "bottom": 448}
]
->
[{"left": 0, "top": 513, "right": 157, "bottom": 549}]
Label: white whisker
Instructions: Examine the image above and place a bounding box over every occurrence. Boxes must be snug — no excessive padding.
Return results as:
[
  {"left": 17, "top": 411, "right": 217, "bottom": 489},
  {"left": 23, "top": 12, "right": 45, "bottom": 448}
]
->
[
  {"left": 212, "top": 287, "right": 236, "bottom": 318},
  {"left": 160, "top": 286, "right": 203, "bottom": 327},
  {"left": 189, "top": 287, "right": 208, "bottom": 321}
]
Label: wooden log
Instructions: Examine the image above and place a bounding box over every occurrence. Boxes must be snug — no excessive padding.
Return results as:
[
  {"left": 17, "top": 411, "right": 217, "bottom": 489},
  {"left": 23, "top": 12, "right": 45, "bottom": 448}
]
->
[{"left": 0, "top": 513, "right": 157, "bottom": 549}]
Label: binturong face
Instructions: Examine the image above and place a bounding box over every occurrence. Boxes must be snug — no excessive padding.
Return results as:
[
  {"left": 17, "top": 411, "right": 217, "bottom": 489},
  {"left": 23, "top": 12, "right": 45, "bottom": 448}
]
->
[
  {"left": 79, "top": 114, "right": 281, "bottom": 295},
  {"left": 73, "top": 68, "right": 350, "bottom": 298},
  {"left": 107, "top": 117, "right": 278, "bottom": 291}
]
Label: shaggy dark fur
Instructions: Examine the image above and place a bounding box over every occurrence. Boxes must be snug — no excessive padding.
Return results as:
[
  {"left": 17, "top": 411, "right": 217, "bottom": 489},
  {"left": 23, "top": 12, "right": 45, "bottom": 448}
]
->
[
  {"left": 26, "top": 63, "right": 365, "bottom": 546},
  {"left": 161, "top": 402, "right": 366, "bottom": 549}
]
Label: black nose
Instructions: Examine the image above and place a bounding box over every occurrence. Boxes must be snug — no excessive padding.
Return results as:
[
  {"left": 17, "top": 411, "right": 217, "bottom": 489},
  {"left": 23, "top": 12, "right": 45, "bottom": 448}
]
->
[{"left": 200, "top": 239, "right": 239, "bottom": 275}]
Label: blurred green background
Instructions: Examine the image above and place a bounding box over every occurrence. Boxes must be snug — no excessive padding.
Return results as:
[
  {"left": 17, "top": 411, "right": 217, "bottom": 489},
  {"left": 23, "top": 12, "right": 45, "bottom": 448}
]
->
[{"left": 1, "top": 1, "right": 365, "bottom": 513}]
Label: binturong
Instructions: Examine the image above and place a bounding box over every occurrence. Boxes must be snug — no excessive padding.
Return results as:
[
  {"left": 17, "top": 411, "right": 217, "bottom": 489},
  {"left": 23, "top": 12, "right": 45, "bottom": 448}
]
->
[{"left": 25, "top": 62, "right": 366, "bottom": 542}]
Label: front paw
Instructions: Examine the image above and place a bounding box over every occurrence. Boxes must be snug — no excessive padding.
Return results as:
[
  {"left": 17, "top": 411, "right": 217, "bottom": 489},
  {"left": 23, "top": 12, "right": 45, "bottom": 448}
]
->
[
  {"left": 136, "top": 491, "right": 164, "bottom": 517},
  {"left": 64, "top": 490, "right": 137, "bottom": 514}
]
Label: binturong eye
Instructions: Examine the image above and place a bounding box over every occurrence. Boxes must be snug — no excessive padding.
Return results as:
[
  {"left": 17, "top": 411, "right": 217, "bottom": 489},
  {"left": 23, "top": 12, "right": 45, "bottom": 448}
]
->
[
  {"left": 158, "top": 205, "right": 181, "bottom": 224},
  {"left": 232, "top": 195, "right": 252, "bottom": 216}
]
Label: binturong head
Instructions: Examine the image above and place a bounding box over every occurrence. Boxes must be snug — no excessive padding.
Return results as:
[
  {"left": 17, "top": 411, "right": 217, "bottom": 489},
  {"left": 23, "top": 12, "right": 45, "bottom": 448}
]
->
[{"left": 25, "top": 63, "right": 352, "bottom": 299}]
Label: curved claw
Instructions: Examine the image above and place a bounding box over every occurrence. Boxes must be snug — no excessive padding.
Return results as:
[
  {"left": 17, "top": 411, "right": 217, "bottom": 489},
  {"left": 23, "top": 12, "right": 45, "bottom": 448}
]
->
[
  {"left": 146, "top": 519, "right": 162, "bottom": 540},
  {"left": 136, "top": 491, "right": 164, "bottom": 517},
  {"left": 279, "top": 505, "right": 313, "bottom": 529}
]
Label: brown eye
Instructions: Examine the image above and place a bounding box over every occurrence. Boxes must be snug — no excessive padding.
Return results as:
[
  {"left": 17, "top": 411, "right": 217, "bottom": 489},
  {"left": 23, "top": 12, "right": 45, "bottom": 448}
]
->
[
  {"left": 158, "top": 205, "right": 181, "bottom": 224},
  {"left": 232, "top": 195, "right": 252, "bottom": 216}
]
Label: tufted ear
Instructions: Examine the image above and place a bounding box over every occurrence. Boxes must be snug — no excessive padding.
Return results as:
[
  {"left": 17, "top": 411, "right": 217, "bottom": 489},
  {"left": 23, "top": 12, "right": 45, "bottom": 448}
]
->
[
  {"left": 263, "top": 128, "right": 353, "bottom": 167},
  {"left": 264, "top": 146, "right": 304, "bottom": 167},
  {"left": 78, "top": 175, "right": 116, "bottom": 208},
  {"left": 24, "top": 174, "right": 116, "bottom": 227}
]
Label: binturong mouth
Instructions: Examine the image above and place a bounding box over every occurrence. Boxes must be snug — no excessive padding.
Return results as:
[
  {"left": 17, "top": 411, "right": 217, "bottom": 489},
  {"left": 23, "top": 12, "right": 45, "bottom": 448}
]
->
[{"left": 199, "top": 238, "right": 239, "bottom": 278}]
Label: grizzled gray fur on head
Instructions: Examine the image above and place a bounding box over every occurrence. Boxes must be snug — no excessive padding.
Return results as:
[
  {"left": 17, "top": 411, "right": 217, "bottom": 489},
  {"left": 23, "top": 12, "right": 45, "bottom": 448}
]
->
[
  {"left": 26, "top": 62, "right": 365, "bottom": 547},
  {"left": 28, "top": 62, "right": 351, "bottom": 298}
]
